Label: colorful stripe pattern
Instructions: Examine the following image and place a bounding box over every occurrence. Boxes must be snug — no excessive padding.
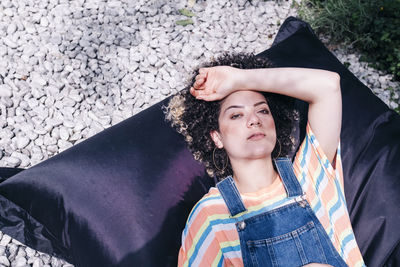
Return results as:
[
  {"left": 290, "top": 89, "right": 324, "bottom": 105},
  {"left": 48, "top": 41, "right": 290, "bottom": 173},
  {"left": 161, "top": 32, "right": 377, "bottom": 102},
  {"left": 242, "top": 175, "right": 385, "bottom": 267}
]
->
[{"left": 178, "top": 123, "right": 365, "bottom": 267}]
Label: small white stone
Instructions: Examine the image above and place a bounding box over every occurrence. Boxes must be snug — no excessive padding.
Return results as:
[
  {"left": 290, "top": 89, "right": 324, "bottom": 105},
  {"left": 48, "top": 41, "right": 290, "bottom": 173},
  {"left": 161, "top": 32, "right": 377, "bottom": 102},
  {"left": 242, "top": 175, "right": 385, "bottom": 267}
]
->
[
  {"left": 73, "top": 121, "right": 85, "bottom": 132},
  {"left": 3, "top": 8, "right": 14, "bottom": 17},
  {"left": 0, "top": 46, "right": 7, "bottom": 56},
  {"left": 59, "top": 127, "right": 70, "bottom": 141},
  {"left": 69, "top": 92, "right": 82, "bottom": 103},
  {"left": 33, "top": 124, "right": 47, "bottom": 135},
  {"left": 43, "top": 134, "right": 57, "bottom": 146},
  {"left": 31, "top": 73, "right": 47, "bottom": 86},
  {"left": 40, "top": 17, "right": 49, "bottom": 27},
  {"left": 0, "top": 255, "right": 10, "bottom": 266},
  {"left": 3, "top": 37, "right": 18, "bottom": 48},
  {"left": 64, "top": 65, "right": 74, "bottom": 73},
  {"left": 23, "top": 44, "right": 39, "bottom": 57},
  {"left": 169, "top": 42, "right": 182, "bottom": 54},
  {"left": 16, "top": 247, "right": 26, "bottom": 258},
  {"left": 5, "top": 156, "right": 21, "bottom": 167},
  {"left": 148, "top": 54, "right": 158, "bottom": 65},
  {"left": 58, "top": 139, "right": 73, "bottom": 151},
  {"left": 49, "top": 118, "right": 63, "bottom": 127},
  {"left": 130, "top": 52, "right": 142, "bottom": 62},
  {"left": 144, "top": 73, "right": 155, "bottom": 84},
  {"left": 7, "top": 23, "right": 17, "bottom": 35},
  {"left": 63, "top": 120, "right": 75, "bottom": 128},
  {"left": 0, "top": 235, "right": 11, "bottom": 246},
  {"left": 69, "top": 132, "right": 82, "bottom": 141},
  {"left": 140, "top": 29, "right": 151, "bottom": 42},
  {"left": 2, "top": 0, "right": 12, "bottom": 8},
  {"left": 27, "top": 98, "right": 39, "bottom": 108},
  {"left": 16, "top": 136, "right": 30, "bottom": 149},
  {"left": 243, "top": 32, "right": 258, "bottom": 42},
  {"left": 63, "top": 98, "right": 76, "bottom": 107},
  {"left": 14, "top": 256, "right": 27, "bottom": 267},
  {"left": 0, "top": 84, "right": 12, "bottom": 97},
  {"left": 11, "top": 152, "right": 30, "bottom": 167},
  {"left": 53, "top": 61, "right": 64, "bottom": 72},
  {"left": 46, "top": 145, "right": 58, "bottom": 154},
  {"left": 32, "top": 257, "right": 43, "bottom": 267},
  {"left": 25, "top": 247, "right": 36, "bottom": 258},
  {"left": 33, "top": 107, "right": 49, "bottom": 120}
]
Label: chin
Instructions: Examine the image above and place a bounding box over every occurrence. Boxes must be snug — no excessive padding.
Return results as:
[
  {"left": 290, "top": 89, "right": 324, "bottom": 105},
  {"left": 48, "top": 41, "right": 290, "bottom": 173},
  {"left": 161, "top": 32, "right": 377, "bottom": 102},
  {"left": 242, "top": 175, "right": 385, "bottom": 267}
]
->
[{"left": 247, "top": 150, "right": 272, "bottom": 159}]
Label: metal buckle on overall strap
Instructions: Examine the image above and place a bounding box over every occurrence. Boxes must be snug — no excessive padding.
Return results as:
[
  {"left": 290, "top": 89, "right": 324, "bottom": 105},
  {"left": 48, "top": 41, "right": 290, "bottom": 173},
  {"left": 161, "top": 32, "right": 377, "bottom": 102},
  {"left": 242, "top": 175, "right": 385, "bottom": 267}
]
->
[{"left": 295, "top": 194, "right": 308, "bottom": 208}]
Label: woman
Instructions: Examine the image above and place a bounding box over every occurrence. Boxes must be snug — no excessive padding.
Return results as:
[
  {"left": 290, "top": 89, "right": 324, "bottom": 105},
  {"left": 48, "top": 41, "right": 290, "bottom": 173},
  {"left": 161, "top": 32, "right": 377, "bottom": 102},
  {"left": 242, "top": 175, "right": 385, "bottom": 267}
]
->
[{"left": 165, "top": 53, "right": 365, "bottom": 267}]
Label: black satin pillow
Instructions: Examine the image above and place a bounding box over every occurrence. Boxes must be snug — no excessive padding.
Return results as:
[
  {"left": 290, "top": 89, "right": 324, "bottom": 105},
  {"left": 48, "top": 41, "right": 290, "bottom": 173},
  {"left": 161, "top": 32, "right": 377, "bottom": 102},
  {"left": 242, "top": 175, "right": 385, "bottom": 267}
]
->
[{"left": 0, "top": 17, "right": 399, "bottom": 267}]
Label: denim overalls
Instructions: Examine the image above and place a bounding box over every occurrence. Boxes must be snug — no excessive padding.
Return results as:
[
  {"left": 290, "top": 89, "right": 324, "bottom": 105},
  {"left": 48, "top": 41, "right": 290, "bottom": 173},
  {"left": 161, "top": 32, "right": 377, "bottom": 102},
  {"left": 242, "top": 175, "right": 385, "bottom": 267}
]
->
[{"left": 216, "top": 158, "right": 348, "bottom": 267}]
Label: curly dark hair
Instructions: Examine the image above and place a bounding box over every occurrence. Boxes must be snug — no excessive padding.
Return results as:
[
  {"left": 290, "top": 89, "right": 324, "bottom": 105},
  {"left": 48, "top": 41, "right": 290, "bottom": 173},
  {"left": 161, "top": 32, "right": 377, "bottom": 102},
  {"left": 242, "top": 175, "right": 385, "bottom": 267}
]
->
[{"left": 164, "top": 52, "right": 299, "bottom": 181}]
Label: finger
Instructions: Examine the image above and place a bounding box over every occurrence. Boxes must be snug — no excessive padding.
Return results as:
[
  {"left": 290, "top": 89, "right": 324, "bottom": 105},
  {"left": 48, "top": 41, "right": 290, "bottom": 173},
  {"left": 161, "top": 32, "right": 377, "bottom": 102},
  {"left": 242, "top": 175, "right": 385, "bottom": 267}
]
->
[
  {"left": 194, "top": 76, "right": 204, "bottom": 85},
  {"left": 191, "top": 87, "right": 207, "bottom": 98},
  {"left": 193, "top": 78, "right": 205, "bottom": 89},
  {"left": 198, "top": 68, "right": 209, "bottom": 78},
  {"left": 190, "top": 87, "right": 198, "bottom": 97},
  {"left": 195, "top": 73, "right": 206, "bottom": 82},
  {"left": 197, "top": 94, "right": 216, "bottom": 102}
]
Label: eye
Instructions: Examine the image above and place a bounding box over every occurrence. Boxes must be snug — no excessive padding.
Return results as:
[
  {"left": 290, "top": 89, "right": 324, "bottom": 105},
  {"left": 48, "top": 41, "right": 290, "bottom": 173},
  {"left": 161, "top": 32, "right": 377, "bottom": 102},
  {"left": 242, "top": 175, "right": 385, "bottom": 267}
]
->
[
  {"left": 259, "top": 109, "right": 270, "bottom": 114},
  {"left": 230, "top": 113, "right": 242, "bottom": 119}
]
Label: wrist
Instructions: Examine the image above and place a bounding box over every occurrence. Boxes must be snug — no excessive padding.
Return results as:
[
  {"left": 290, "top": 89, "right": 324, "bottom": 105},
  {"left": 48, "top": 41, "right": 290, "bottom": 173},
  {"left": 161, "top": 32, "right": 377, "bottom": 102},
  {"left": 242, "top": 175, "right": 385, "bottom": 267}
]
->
[{"left": 234, "top": 68, "right": 251, "bottom": 91}]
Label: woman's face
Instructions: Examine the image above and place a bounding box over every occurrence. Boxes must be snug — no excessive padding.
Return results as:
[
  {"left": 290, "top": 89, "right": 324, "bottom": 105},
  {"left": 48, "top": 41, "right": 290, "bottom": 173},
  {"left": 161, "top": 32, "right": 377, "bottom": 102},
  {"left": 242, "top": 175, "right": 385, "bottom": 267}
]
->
[{"left": 210, "top": 90, "right": 276, "bottom": 162}]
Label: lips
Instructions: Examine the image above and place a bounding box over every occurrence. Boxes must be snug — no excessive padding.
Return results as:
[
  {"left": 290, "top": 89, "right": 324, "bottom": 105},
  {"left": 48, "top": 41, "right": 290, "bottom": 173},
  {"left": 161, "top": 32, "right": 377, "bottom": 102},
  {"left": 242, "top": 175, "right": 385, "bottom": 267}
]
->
[{"left": 247, "top": 132, "right": 266, "bottom": 140}]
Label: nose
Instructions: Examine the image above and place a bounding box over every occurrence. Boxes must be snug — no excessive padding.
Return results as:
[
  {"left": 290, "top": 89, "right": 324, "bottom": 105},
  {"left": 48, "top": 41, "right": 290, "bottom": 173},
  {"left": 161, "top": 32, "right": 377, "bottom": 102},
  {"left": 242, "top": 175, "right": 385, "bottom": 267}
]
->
[{"left": 247, "top": 113, "right": 261, "bottom": 127}]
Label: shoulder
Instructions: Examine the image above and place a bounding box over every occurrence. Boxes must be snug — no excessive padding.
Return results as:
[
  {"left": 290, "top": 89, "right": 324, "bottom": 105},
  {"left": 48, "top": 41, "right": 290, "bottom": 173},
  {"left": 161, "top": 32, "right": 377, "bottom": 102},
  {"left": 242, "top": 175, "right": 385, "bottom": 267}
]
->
[
  {"left": 184, "top": 187, "right": 226, "bottom": 229},
  {"left": 179, "top": 187, "right": 228, "bottom": 264},
  {"left": 193, "top": 186, "right": 224, "bottom": 210}
]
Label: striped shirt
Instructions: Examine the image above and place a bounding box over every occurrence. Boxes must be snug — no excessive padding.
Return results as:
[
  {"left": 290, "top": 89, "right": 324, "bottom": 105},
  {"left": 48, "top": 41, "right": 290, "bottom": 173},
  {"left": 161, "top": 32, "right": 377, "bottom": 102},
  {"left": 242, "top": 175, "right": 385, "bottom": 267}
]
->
[{"left": 178, "top": 122, "right": 365, "bottom": 267}]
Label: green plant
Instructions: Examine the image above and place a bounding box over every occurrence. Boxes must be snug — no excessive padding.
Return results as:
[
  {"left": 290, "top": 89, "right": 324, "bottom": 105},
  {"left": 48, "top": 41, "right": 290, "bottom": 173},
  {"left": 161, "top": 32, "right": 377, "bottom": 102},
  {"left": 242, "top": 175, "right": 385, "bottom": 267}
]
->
[
  {"left": 178, "top": 8, "right": 195, "bottom": 17},
  {"left": 343, "top": 61, "right": 351, "bottom": 68},
  {"left": 176, "top": 8, "right": 195, "bottom": 26},
  {"left": 388, "top": 86, "right": 400, "bottom": 113},
  {"left": 175, "top": 19, "right": 194, "bottom": 26},
  {"left": 298, "top": 0, "right": 400, "bottom": 82}
]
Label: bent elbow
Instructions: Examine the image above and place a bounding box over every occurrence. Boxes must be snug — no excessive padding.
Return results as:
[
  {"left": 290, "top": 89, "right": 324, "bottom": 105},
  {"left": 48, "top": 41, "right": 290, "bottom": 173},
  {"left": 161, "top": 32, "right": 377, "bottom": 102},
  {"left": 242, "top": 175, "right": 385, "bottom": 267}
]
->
[{"left": 329, "top": 72, "right": 341, "bottom": 92}]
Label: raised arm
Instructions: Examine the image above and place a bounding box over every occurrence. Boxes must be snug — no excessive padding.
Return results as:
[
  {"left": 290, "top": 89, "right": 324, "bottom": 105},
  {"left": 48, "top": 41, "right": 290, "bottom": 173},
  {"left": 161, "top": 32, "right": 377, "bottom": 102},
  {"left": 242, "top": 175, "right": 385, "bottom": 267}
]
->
[{"left": 191, "top": 66, "right": 342, "bottom": 164}]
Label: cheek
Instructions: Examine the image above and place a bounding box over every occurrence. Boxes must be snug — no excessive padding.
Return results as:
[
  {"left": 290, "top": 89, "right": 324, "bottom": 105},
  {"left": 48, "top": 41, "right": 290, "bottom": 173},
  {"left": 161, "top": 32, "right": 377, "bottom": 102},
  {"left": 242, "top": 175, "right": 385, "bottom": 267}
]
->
[
  {"left": 219, "top": 123, "right": 242, "bottom": 145},
  {"left": 220, "top": 124, "right": 238, "bottom": 140},
  {"left": 266, "top": 117, "right": 276, "bottom": 131}
]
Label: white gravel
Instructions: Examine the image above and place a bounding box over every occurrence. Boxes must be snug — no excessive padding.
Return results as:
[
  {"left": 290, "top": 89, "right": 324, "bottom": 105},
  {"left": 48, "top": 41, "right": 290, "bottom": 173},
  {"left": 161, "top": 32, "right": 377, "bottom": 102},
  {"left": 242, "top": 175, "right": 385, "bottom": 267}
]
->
[{"left": 0, "top": 0, "right": 399, "bottom": 266}]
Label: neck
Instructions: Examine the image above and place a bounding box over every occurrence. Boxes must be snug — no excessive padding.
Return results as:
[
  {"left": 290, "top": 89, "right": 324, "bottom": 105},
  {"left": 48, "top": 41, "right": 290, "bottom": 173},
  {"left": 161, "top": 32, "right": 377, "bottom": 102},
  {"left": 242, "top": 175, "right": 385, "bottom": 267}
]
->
[{"left": 230, "top": 156, "right": 278, "bottom": 194}]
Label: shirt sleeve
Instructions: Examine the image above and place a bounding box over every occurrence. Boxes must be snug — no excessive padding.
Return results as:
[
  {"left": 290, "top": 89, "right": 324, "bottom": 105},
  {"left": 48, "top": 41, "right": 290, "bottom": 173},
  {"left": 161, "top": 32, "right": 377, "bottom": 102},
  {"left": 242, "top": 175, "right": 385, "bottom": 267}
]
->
[
  {"left": 294, "top": 121, "right": 344, "bottom": 192},
  {"left": 177, "top": 198, "right": 224, "bottom": 267}
]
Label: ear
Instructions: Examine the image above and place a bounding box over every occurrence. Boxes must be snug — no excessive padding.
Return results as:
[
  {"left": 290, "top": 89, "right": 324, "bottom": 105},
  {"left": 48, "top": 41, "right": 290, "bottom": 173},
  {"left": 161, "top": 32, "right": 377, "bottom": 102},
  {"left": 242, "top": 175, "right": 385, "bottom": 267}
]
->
[{"left": 210, "top": 130, "right": 223, "bottom": 149}]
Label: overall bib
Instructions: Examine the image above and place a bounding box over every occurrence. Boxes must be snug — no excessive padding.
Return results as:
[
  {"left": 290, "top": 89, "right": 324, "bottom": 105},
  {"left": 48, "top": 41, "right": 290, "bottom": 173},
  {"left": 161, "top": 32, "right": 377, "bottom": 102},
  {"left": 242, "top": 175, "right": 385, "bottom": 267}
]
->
[{"left": 216, "top": 157, "right": 348, "bottom": 267}]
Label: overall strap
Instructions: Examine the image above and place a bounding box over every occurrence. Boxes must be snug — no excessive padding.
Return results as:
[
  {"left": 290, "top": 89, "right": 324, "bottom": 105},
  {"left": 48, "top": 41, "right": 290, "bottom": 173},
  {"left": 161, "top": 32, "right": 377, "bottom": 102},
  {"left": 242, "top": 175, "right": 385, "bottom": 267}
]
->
[
  {"left": 274, "top": 157, "right": 303, "bottom": 197},
  {"left": 216, "top": 176, "right": 247, "bottom": 217}
]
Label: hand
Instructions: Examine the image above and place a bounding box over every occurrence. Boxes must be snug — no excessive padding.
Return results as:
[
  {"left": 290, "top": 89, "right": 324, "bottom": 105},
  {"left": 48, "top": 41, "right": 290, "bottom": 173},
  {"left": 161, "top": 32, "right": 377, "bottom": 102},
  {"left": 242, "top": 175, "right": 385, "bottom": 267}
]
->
[{"left": 190, "top": 66, "right": 243, "bottom": 101}]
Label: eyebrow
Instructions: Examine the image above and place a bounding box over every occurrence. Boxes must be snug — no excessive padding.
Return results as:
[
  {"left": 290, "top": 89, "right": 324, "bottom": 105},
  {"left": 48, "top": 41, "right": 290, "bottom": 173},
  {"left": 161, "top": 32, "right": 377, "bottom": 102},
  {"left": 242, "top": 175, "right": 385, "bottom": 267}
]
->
[{"left": 223, "top": 101, "right": 268, "bottom": 114}]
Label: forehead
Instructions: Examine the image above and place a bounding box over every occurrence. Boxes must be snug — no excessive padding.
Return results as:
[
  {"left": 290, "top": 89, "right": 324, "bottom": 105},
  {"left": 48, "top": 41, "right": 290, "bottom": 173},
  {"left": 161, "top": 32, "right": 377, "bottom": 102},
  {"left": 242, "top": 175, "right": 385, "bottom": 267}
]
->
[{"left": 220, "top": 90, "right": 268, "bottom": 108}]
